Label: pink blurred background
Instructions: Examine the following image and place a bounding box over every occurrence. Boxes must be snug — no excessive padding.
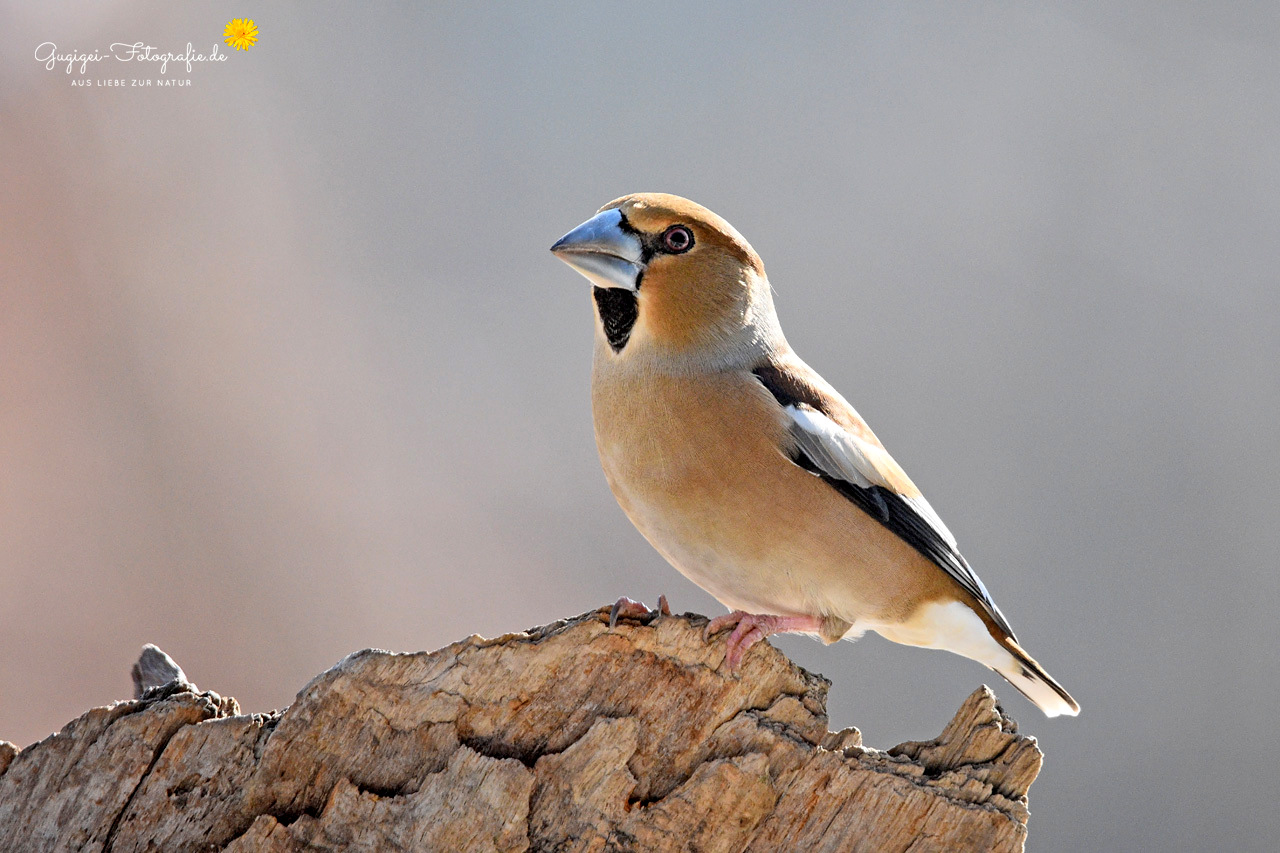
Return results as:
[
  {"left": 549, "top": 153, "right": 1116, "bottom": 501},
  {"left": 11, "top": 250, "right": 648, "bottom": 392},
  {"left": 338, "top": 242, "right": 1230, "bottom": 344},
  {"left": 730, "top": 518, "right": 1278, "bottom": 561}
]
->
[{"left": 3, "top": 4, "right": 1279, "bottom": 850}]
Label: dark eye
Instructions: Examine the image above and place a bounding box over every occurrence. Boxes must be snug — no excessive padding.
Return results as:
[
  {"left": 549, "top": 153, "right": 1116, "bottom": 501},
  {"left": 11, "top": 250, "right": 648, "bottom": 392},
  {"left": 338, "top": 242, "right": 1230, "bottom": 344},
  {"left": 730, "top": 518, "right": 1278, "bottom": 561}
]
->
[{"left": 662, "top": 225, "right": 694, "bottom": 254}]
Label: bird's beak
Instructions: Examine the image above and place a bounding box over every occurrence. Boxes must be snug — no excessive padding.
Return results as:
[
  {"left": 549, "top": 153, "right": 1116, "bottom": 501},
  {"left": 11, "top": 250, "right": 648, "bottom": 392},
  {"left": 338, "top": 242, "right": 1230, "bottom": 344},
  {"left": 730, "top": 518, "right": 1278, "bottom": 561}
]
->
[{"left": 550, "top": 208, "right": 644, "bottom": 291}]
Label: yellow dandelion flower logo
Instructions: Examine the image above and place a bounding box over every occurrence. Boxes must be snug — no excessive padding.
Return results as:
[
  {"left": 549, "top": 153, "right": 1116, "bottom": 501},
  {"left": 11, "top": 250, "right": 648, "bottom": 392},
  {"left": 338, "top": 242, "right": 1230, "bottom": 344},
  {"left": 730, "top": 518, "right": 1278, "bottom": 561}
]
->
[{"left": 223, "top": 19, "right": 258, "bottom": 51}]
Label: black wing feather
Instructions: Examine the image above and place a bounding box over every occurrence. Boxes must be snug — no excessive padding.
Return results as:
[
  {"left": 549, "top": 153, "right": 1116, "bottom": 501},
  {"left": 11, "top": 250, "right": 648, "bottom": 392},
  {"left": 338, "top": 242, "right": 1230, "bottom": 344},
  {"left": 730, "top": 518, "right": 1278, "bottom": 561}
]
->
[
  {"left": 791, "top": 447, "right": 1017, "bottom": 640},
  {"left": 754, "top": 363, "right": 1017, "bottom": 640}
]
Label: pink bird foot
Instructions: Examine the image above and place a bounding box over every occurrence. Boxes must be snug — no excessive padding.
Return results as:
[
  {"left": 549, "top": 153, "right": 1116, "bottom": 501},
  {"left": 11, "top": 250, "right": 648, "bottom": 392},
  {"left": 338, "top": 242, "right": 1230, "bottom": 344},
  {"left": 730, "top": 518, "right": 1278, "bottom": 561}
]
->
[
  {"left": 607, "top": 595, "right": 672, "bottom": 628},
  {"left": 703, "top": 611, "right": 825, "bottom": 670}
]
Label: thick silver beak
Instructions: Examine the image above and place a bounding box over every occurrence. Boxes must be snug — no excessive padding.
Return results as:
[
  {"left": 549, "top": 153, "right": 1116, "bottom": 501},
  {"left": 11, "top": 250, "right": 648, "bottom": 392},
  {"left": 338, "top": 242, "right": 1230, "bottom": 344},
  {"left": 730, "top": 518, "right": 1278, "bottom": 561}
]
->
[{"left": 550, "top": 208, "right": 644, "bottom": 291}]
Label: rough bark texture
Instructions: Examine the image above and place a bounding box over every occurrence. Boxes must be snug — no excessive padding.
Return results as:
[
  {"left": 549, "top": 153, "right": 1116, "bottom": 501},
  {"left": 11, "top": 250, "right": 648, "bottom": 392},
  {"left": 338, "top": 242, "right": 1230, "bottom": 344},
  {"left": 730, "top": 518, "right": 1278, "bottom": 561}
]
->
[{"left": 0, "top": 606, "right": 1044, "bottom": 852}]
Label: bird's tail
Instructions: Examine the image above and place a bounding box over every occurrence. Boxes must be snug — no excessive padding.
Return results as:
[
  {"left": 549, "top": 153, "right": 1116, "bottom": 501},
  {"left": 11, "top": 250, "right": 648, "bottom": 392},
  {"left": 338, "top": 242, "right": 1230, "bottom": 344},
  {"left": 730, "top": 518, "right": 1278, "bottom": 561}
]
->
[{"left": 993, "top": 637, "right": 1080, "bottom": 718}]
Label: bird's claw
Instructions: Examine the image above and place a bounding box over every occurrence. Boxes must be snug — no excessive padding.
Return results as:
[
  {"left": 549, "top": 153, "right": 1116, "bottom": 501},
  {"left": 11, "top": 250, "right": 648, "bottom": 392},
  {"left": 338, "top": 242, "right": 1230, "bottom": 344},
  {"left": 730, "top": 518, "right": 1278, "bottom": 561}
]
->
[
  {"left": 703, "top": 610, "right": 744, "bottom": 642},
  {"left": 702, "top": 611, "right": 764, "bottom": 670},
  {"left": 607, "top": 595, "right": 671, "bottom": 628},
  {"left": 703, "top": 611, "right": 825, "bottom": 671}
]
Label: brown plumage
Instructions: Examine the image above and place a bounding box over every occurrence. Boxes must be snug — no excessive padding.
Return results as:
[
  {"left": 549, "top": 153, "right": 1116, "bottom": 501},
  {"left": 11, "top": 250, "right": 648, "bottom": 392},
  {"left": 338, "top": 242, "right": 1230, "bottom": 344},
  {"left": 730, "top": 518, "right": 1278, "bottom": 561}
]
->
[{"left": 551, "top": 193, "right": 1079, "bottom": 717}]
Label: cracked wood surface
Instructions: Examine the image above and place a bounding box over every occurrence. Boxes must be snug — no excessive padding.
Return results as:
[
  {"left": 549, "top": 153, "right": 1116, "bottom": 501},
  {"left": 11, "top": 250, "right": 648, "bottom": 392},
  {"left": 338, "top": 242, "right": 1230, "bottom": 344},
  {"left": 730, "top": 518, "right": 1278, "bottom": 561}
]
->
[{"left": 0, "top": 607, "right": 1044, "bottom": 852}]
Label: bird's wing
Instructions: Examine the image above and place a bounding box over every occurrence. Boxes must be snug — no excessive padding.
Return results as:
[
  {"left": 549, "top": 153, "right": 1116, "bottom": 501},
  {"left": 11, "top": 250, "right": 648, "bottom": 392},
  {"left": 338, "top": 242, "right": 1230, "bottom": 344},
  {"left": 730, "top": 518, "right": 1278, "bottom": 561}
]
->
[{"left": 752, "top": 359, "right": 1017, "bottom": 640}]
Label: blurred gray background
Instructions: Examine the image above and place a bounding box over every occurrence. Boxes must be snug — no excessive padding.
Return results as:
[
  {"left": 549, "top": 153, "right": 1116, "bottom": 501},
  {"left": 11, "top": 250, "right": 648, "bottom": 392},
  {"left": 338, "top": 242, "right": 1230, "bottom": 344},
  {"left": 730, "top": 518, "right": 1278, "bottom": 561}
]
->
[{"left": 3, "top": 2, "right": 1277, "bottom": 850}]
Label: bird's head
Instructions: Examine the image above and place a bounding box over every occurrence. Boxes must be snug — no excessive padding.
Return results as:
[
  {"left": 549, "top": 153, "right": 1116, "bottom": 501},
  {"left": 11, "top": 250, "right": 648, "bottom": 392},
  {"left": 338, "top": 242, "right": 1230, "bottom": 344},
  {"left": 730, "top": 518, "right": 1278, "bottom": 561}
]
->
[{"left": 551, "top": 193, "right": 784, "bottom": 368}]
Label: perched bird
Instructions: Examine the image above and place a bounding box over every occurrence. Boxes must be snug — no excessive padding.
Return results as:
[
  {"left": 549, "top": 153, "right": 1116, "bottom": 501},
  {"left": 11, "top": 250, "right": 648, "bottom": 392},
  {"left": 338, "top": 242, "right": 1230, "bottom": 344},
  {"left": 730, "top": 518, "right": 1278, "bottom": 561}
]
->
[{"left": 550, "top": 193, "right": 1079, "bottom": 717}]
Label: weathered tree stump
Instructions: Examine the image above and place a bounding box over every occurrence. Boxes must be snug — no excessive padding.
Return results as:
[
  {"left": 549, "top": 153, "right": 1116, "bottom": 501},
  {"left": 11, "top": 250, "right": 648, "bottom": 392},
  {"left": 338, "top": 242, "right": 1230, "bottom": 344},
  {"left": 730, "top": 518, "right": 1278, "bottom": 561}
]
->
[{"left": 0, "top": 606, "right": 1044, "bottom": 851}]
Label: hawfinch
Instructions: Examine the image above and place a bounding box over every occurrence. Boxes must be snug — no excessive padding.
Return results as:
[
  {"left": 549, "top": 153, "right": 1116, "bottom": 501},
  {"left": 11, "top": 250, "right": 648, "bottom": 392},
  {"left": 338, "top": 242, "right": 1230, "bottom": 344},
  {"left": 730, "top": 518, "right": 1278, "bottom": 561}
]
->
[{"left": 551, "top": 193, "right": 1079, "bottom": 718}]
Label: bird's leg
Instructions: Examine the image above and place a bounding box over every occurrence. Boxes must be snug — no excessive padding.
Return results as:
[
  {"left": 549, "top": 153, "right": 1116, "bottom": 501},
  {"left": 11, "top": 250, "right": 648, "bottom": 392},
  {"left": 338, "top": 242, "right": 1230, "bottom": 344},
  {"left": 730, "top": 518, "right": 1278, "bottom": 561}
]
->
[
  {"left": 704, "top": 611, "right": 826, "bottom": 670},
  {"left": 608, "top": 595, "right": 672, "bottom": 628}
]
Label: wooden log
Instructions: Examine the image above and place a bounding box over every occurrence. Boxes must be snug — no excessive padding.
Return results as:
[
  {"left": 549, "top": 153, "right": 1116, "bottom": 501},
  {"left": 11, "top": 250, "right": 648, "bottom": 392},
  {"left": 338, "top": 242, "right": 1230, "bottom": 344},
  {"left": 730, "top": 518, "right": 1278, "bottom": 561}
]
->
[{"left": 0, "top": 606, "right": 1043, "bottom": 852}]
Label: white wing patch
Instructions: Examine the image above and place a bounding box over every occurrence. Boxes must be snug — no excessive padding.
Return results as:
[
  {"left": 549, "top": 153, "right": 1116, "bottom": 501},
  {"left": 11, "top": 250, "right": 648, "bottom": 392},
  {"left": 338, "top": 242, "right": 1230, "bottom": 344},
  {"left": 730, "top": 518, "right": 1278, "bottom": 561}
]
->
[
  {"left": 779, "top": 402, "right": 1015, "bottom": 640},
  {"left": 785, "top": 405, "right": 878, "bottom": 489}
]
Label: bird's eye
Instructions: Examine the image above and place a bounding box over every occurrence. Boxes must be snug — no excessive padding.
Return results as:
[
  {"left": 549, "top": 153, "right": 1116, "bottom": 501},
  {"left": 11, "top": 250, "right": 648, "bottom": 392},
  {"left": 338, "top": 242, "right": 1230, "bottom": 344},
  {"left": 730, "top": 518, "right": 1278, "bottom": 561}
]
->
[{"left": 662, "top": 225, "right": 694, "bottom": 254}]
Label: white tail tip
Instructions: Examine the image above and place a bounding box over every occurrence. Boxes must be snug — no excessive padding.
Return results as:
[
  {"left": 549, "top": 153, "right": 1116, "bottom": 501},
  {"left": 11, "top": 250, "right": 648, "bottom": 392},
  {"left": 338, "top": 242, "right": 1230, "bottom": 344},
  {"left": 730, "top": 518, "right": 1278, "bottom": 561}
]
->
[{"left": 996, "top": 651, "right": 1080, "bottom": 717}]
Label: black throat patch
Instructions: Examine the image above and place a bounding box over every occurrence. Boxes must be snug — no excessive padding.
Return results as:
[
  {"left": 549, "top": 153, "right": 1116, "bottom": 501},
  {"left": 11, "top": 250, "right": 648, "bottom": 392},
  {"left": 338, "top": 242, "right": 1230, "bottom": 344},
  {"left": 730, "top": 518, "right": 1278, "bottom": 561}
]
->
[{"left": 593, "top": 287, "right": 638, "bottom": 353}]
